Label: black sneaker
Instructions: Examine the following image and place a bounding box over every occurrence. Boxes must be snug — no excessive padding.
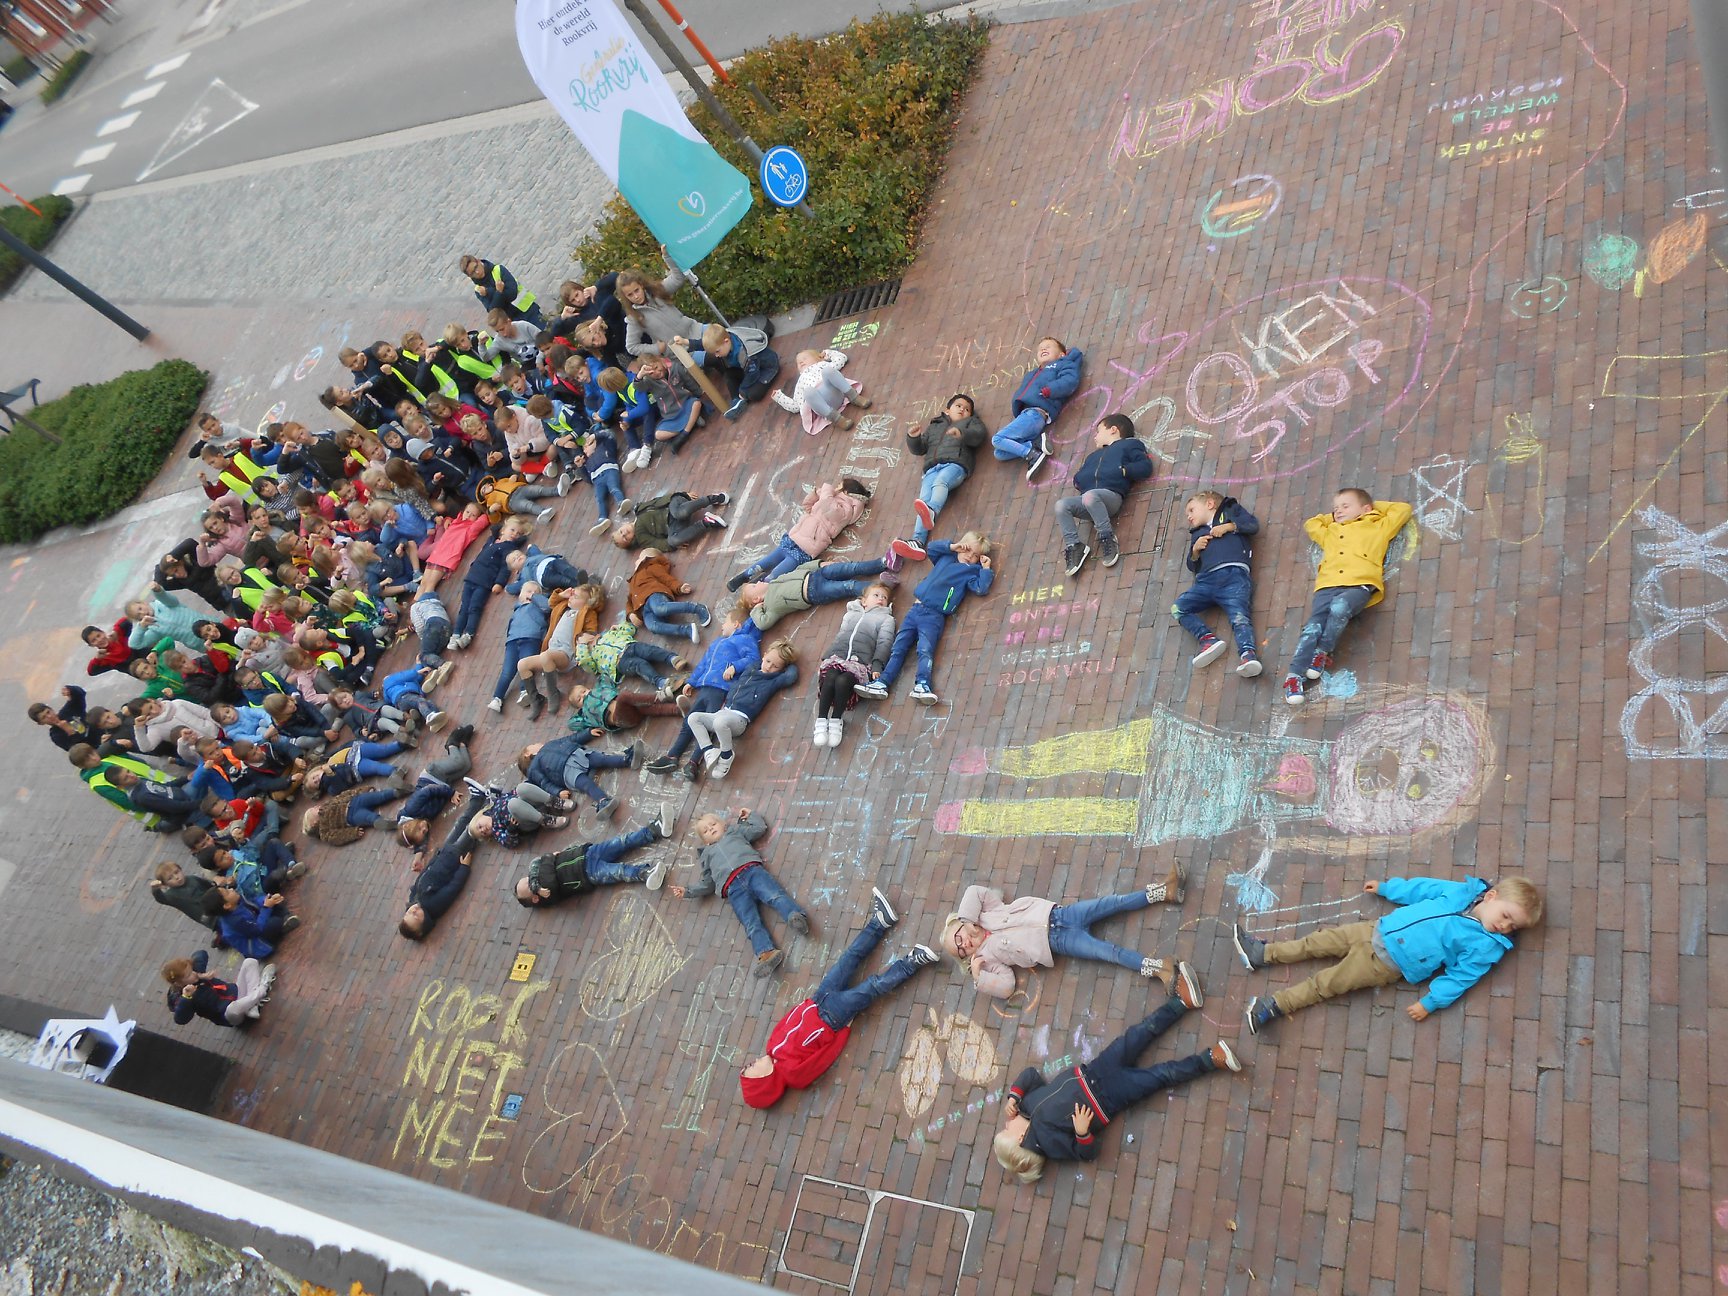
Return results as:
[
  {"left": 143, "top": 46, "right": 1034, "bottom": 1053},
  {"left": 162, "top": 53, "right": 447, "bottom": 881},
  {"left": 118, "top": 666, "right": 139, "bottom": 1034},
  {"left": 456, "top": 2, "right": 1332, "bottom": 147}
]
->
[
  {"left": 870, "top": 886, "right": 898, "bottom": 930},
  {"left": 1063, "top": 543, "right": 1090, "bottom": 577},
  {"left": 909, "top": 944, "right": 941, "bottom": 968},
  {"left": 643, "top": 755, "right": 678, "bottom": 775},
  {"left": 726, "top": 570, "right": 751, "bottom": 592},
  {"left": 1099, "top": 535, "right": 1120, "bottom": 567},
  {"left": 445, "top": 723, "right": 474, "bottom": 751},
  {"left": 1025, "top": 445, "right": 1049, "bottom": 481},
  {"left": 1232, "top": 923, "right": 1266, "bottom": 970},
  {"left": 1245, "top": 995, "right": 1281, "bottom": 1035}
]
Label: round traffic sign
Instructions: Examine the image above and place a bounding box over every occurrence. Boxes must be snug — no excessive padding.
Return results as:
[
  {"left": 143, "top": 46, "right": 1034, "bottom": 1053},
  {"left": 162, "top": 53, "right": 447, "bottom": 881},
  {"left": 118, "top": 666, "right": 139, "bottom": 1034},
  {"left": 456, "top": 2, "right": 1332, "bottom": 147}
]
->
[{"left": 760, "top": 145, "right": 809, "bottom": 208}]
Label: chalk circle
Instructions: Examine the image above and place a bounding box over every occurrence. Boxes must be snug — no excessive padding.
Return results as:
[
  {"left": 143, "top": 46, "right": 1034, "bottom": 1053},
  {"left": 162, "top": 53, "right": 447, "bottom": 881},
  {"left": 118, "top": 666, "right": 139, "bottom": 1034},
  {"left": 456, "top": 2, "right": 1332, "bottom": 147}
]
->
[
  {"left": 292, "top": 345, "right": 324, "bottom": 381},
  {"left": 1325, "top": 697, "right": 1491, "bottom": 836},
  {"left": 255, "top": 401, "right": 287, "bottom": 436},
  {"left": 1506, "top": 275, "right": 1569, "bottom": 318}
]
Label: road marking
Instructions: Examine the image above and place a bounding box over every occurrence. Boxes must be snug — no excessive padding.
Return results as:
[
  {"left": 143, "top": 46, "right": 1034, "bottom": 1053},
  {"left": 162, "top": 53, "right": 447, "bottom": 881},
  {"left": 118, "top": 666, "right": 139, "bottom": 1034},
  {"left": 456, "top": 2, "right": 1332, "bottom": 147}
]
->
[
  {"left": 145, "top": 53, "right": 190, "bottom": 78},
  {"left": 136, "top": 78, "right": 259, "bottom": 182},
  {"left": 120, "top": 83, "right": 165, "bottom": 108},
  {"left": 51, "top": 175, "right": 91, "bottom": 195},
  {"left": 74, "top": 144, "right": 116, "bottom": 166},
  {"left": 187, "top": 0, "right": 224, "bottom": 31},
  {"left": 96, "top": 112, "right": 141, "bottom": 137}
]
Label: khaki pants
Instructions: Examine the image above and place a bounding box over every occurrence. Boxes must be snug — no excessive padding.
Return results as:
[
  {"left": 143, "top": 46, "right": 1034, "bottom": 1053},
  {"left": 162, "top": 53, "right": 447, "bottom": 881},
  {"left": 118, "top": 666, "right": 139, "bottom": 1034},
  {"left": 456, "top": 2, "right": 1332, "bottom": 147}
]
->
[{"left": 1264, "top": 921, "right": 1404, "bottom": 1014}]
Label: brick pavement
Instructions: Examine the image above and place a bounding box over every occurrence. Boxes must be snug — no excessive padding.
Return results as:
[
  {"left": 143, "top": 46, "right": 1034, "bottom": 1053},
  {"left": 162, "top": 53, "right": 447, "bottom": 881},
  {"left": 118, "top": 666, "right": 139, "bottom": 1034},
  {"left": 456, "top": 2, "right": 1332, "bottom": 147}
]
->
[{"left": 0, "top": 0, "right": 1722, "bottom": 1292}]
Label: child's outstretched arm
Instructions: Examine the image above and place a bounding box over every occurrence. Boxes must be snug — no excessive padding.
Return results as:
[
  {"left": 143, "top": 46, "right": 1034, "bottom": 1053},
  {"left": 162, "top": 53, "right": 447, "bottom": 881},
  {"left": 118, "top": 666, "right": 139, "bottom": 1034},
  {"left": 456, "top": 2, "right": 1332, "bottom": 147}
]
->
[
  {"left": 735, "top": 810, "right": 770, "bottom": 842},
  {"left": 1414, "top": 940, "right": 1511, "bottom": 1016}
]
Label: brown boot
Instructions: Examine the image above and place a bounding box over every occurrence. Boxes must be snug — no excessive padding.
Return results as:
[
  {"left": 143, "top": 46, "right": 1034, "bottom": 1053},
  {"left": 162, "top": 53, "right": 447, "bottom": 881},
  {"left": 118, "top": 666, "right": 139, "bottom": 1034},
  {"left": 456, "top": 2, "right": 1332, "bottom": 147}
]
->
[
  {"left": 1145, "top": 861, "right": 1184, "bottom": 905},
  {"left": 753, "top": 949, "right": 784, "bottom": 977},
  {"left": 834, "top": 414, "right": 856, "bottom": 431},
  {"left": 853, "top": 394, "right": 873, "bottom": 408}
]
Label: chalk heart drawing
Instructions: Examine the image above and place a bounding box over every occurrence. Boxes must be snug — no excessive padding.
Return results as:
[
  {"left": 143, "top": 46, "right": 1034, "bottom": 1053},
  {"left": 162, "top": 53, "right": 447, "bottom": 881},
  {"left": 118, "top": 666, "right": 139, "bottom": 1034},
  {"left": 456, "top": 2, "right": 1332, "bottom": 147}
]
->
[
  {"left": 937, "top": 686, "right": 1495, "bottom": 887},
  {"left": 577, "top": 891, "right": 689, "bottom": 1020},
  {"left": 899, "top": 1009, "right": 1000, "bottom": 1120},
  {"left": 521, "top": 1040, "right": 628, "bottom": 1196},
  {"left": 1622, "top": 507, "right": 1728, "bottom": 759},
  {"left": 1583, "top": 233, "right": 1640, "bottom": 290},
  {"left": 1506, "top": 274, "right": 1568, "bottom": 318}
]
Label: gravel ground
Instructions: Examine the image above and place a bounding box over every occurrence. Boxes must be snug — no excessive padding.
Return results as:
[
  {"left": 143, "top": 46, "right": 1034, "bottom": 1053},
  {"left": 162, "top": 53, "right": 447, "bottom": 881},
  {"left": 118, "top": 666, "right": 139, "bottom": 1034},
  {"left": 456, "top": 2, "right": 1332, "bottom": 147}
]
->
[{"left": 0, "top": 1033, "right": 297, "bottom": 1296}]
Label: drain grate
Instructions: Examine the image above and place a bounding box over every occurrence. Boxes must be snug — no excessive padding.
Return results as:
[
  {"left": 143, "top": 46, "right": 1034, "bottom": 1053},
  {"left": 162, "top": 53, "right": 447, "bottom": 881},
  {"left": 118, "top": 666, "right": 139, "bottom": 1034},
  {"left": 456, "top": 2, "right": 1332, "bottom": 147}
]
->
[{"left": 813, "top": 278, "right": 903, "bottom": 325}]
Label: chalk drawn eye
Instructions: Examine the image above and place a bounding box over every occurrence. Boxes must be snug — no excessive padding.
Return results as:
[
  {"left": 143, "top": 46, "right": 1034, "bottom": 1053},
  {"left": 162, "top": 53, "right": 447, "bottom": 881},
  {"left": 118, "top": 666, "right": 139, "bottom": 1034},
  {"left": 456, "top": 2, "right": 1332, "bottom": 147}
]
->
[
  {"left": 1406, "top": 777, "right": 1428, "bottom": 801},
  {"left": 1419, "top": 741, "right": 1439, "bottom": 760}
]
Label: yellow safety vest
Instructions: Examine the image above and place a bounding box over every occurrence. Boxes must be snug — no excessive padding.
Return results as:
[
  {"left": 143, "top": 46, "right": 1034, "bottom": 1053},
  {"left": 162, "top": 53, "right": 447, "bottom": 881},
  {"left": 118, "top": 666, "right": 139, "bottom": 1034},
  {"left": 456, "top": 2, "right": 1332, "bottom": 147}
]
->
[
  {"left": 479, "top": 263, "right": 535, "bottom": 315},
  {"left": 218, "top": 451, "right": 278, "bottom": 505},
  {"left": 399, "top": 349, "right": 460, "bottom": 403}
]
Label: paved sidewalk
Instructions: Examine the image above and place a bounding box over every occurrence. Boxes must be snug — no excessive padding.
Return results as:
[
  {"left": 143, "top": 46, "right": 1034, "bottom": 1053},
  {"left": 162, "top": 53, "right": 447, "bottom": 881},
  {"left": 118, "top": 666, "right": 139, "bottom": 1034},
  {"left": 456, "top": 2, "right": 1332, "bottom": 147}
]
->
[{"left": 0, "top": 0, "right": 1721, "bottom": 1293}]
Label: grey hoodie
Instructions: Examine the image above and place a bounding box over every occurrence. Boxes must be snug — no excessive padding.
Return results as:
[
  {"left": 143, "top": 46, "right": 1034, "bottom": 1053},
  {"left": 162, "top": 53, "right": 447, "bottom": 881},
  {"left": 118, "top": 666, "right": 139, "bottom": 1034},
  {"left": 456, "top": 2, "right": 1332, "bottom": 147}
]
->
[
  {"left": 822, "top": 599, "right": 896, "bottom": 674},
  {"left": 686, "top": 811, "right": 770, "bottom": 898},
  {"left": 623, "top": 268, "right": 709, "bottom": 358}
]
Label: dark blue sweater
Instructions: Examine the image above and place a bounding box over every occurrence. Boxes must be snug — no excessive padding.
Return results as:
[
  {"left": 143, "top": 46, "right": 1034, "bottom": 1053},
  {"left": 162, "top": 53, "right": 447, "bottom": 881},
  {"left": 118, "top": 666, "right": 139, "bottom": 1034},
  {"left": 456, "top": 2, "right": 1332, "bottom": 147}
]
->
[
  {"left": 720, "top": 662, "right": 800, "bottom": 718},
  {"left": 1073, "top": 436, "right": 1153, "bottom": 497},
  {"left": 1185, "top": 497, "right": 1260, "bottom": 575}
]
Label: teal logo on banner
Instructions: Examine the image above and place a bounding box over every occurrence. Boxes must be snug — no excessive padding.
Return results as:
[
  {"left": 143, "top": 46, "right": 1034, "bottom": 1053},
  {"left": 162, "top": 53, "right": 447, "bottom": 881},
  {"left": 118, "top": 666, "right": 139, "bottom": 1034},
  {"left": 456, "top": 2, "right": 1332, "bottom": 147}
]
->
[{"left": 618, "top": 110, "right": 752, "bottom": 268}]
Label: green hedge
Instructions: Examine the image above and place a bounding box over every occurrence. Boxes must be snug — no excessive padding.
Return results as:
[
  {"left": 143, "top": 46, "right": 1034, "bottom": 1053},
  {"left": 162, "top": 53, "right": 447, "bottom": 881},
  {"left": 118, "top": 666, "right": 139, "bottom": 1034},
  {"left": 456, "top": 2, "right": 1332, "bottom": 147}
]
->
[
  {"left": 0, "top": 359, "right": 208, "bottom": 545},
  {"left": 38, "top": 48, "right": 91, "bottom": 105},
  {"left": 571, "top": 11, "right": 991, "bottom": 318},
  {"left": 0, "top": 194, "right": 75, "bottom": 292},
  {"left": 1, "top": 54, "right": 35, "bottom": 85}
]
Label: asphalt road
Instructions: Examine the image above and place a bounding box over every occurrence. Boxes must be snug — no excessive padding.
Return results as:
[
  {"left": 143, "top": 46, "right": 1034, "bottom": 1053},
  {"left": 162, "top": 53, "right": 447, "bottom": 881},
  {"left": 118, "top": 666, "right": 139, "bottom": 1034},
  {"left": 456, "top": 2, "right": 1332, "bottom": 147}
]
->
[{"left": 0, "top": 0, "right": 959, "bottom": 200}]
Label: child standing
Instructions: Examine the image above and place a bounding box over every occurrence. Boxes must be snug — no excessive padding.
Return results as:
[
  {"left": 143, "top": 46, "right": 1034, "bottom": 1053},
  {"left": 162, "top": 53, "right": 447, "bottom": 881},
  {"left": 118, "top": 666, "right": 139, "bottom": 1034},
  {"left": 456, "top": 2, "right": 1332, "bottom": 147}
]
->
[
  {"left": 814, "top": 583, "right": 896, "bottom": 748},
  {"left": 1282, "top": 488, "right": 1413, "bottom": 704},
  {"left": 992, "top": 337, "right": 1084, "bottom": 480},
  {"left": 858, "top": 533, "right": 994, "bottom": 705},
  {"left": 1236, "top": 875, "right": 1542, "bottom": 1032},
  {"left": 1054, "top": 414, "right": 1153, "bottom": 575},
  {"left": 770, "top": 348, "right": 871, "bottom": 435},
  {"left": 740, "top": 891, "right": 941, "bottom": 1108},
  {"left": 902, "top": 395, "right": 987, "bottom": 550},
  {"left": 1173, "top": 489, "right": 1262, "bottom": 678},
  {"left": 671, "top": 808, "right": 810, "bottom": 975},
  {"left": 726, "top": 479, "right": 872, "bottom": 590},
  {"left": 992, "top": 978, "right": 1239, "bottom": 1183},
  {"left": 685, "top": 640, "right": 799, "bottom": 779}
]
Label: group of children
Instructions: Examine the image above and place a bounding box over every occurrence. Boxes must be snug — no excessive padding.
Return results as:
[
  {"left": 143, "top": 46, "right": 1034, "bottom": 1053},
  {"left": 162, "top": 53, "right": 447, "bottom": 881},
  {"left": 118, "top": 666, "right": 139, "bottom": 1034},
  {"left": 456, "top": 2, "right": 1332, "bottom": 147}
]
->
[{"left": 38, "top": 255, "right": 1547, "bottom": 1191}]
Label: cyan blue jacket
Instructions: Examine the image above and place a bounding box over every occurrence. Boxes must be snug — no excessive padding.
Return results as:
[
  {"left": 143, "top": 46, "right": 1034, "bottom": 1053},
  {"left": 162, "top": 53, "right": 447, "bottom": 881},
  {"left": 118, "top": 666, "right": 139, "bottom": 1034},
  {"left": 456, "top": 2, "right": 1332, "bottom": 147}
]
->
[
  {"left": 1010, "top": 348, "right": 1084, "bottom": 419},
  {"left": 1072, "top": 436, "right": 1153, "bottom": 497},
  {"left": 914, "top": 540, "right": 996, "bottom": 613},
  {"left": 689, "top": 621, "right": 762, "bottom": 690},
  {"left": 1375, "top": 875, "right": 1515, "bottom": 1013},
  {"left": 463, "top": 534, "right": 526, "bottom": 590},
  {"left": 719, "top": 662, "right": 799, "bottom": 719},
  {"left": 504, "top": 592, "right": 551, "bottom": 644},
  {"left": 1185, "top": 497, "right": 1260, "bottom": 575},
  {"left": 582, "top": 356, "right": 622, "bottom": 424},
  {"left": 220, "top": 704, "right": 276, "bottom": 746}
]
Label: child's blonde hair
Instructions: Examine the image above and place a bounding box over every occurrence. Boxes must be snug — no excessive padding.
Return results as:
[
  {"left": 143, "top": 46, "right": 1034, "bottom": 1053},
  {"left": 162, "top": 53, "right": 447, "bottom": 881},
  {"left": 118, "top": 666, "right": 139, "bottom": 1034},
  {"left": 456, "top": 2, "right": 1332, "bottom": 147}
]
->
[
  {"left": 562, "top": 355, "right": 587, "bottom": 380},
  {"left": 1496, "top": 877, "right": 1544, "bottom": 926},
  {"left": 1188, "top": 489, "right": 1224, "bottom": 509},
  {"left": 574, "top": 582, "right": 607, "bottom": 610},
  {"left": 441, "top": 323, "right": 467, "bottom": 347},
  {"left": 700, "top": 322, "right": 729, "bottom": 353},
  {"left": 958, "top": 530, "right": 993, "bottom": 554},
  {"left": 327, "top": 589, "right": 357, "bottom": 616},
  {"left": 459, "top": 412, "right": 485, "bottom": 434},
  {"left": 993, "top": 1131, "right": 1045, "bottom": 1184},
  {"left": 596, "top": 367, "right": 628, "bottom": 394},
  {"left": 794, "top": 349, "right": 822, "bottom": 367},
  {"left": 764, "top": 638, "right": 797, "bottom": 664}
]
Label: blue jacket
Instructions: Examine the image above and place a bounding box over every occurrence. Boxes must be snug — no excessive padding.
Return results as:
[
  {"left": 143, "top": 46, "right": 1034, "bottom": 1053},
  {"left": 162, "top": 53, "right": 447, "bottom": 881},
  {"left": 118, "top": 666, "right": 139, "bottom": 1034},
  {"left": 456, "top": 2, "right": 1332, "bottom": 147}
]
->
[
  {"left": 689, "top": 622, "right": 762, "bottom": 690},
  {"left": 913, "top": 541, "right": 996, "bottom": 613},
  {"left": 1072, "top": 436, "right": 1153, "bottom": 497},
  {"left": 1375, "top": 876, "right": 1515, "bottom": 1013},
  {"left": 397, "top": 770, "right": 456, "bottom": 826},
  {"left": 406, "top": 823, "right": 476, "bottom": 931},
  {"left": 1185, "top": 496, "right": 1260, "bottom": 575},
  {"left": 523, "top": 731, "right": 599, "bottom": 792},
  {"left": 504, "top": 592, "right": 551, "bottom": 644},
  {"left": 464, "top": 534, "right": 526, "bottom": 590},
  {"left": 220, "top": 704, "right": 275, "bottom": 746},
  {"left": 719, "top": 662, "right": 799, "bottom": 719},
  {"left": 1010, "top": 348, "right": 1084, "bottom": 419},
  {"left": 215, "top": 894, "right": 279, "bottom": 960}
]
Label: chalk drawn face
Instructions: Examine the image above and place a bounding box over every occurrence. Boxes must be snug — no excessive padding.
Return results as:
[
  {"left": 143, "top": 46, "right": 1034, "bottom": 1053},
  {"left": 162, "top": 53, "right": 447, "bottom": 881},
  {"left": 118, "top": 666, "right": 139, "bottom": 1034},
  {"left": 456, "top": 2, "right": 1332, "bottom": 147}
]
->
[{"left": 1324, "top": 698, "right": 1488, "bottom": 836}]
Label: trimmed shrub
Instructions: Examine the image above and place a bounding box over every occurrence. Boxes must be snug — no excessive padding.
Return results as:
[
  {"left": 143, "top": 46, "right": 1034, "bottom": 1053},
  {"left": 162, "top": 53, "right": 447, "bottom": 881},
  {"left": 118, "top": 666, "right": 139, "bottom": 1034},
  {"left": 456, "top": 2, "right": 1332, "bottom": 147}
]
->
[
  {"left": 1, "top": 54, "right": 35, "bottom": 85},
  {"left": 0, "top": 359, "right": 208, "bottom": 544},
  {"left": 39, "top": 48, "right": 91, "bottom": 105},
  {"left": 0, "top": 194, "right": 76, "bottom": 292},
  {"left": 570, "top": 11, "right": 991, "bottom": 318}
]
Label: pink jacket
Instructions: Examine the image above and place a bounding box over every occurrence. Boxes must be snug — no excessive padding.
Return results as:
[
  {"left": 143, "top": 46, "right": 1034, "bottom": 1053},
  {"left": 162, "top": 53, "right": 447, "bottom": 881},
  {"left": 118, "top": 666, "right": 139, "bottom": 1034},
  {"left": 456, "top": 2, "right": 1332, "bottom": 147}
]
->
[
  {"left": 957, "top": 885, "right": 1056, "bottom": 999},
  {"left": 786, "top": 483, "right": 866, "bottom": 557}
]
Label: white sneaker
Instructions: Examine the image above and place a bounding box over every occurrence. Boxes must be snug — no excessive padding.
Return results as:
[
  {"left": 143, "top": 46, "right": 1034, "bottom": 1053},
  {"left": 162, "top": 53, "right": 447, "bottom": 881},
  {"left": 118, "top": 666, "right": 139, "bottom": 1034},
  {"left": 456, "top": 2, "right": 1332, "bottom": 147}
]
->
[
  {"left": 813, "top": 719, "right": 832, "bottom": 748},
  {"left": 557, "top": 469, "right": 574, "bottom": 497},
  {"left": 645, "top": 855, "right": 669, "bottom": 890},
  {"left": 536, "top": 506, "right": 555, "bottom": 525},
  {"left": 620, "top": 452, "right": 637, "bottom": 475},
  {"left": 515, "top": 688, "right": 532, "bottom": 708},
  {"left": 487, "top": 697, "right": 503, "bottom": 714},
  {"left": 1192, "top": 638, "right": 1228, "bottom": 668},
  {"left": 827, "top": 716, "right": 843, "bottom": 745},
  {"left": 634, "top": 446, "right": 654, "bottom": 471},
  {"left": 589, "top": 517, "right": 612, "bottom": 535},
  {"left": 702, "top": 747, "right": 722, "bottom": 770},
  {"left": 909, "top": 682, "right": 938, "bottom": 705},
  {"left": 710, "top": 752, "right": 734, "bottom": 779},
  {"left": 423, "top": 660, "right": 455, "bottom": 693}
]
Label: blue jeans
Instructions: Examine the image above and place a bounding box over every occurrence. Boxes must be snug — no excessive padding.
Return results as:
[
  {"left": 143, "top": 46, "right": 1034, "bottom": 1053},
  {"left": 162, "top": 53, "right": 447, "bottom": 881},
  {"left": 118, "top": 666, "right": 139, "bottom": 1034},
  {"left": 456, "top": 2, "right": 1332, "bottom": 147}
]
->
[
  {"left": 737, "top": 534, "right": 813, "bottom": 584},
  {"left": 668, "top": 685, "right": 727, "bottom": 758},
  {"left": 454, "top": 580, "right": 493, "bottom": 638},
  {"left": 345, "top": 786, "right": 404, "bottom": 829},
  {"left": 642, "top": 592, "right": 708, "bottom": 637},
  {"left": 561, "top": 748, "right": 633, "bottom": 804},
  {"left": 591, "top": 472, "right": 626, "bottom": 520},
  {"left": 493, "top": 636, "right": 538, "bottom": 701},
  {"left": 187, "top": 764, "right": 235, "bottom": 801},
  {"left": 531, "top": 556, "right": 589, "bottom": 591},
  {"left": 878, "top": 601, "right": 947, "bottom": 688},
  {"left": 618, "top": 640, "right": 679, "bottom": 688},
  {"left": 913, "top": 463, "right": 968, "bottom": 544},
  {"left": 583, "top": 824, "right": 659, "bottom": 884},
  {"left": 1287, "top": 583, "right": 1377, "bottom": 674},
  {"left": 812, "top": 919, "right": 920, "bottom": 1030},
  {"left": 620, "top": 412, "right": 656, "bottom": 453},
  {"left": 991, "top": 408, "right": 1047, "bottom": 461},
  {"left": 805, "top": 558, "right": 888, "bottom": 606},
  {"left": 1173, "top": 565, "right": 1258, "bottom": 656},
  {"left": 1081, "top": 998, "right": 1216, "bottom": 1117},
  {"left": 724, "top": 863, "right": 804, "bottom": 956},
  {"left": 1047, "top": 892, "right": 1153, "bottom": 971},
  {"left": 417, "top": 615, "right": 451, "bottom": 667}
]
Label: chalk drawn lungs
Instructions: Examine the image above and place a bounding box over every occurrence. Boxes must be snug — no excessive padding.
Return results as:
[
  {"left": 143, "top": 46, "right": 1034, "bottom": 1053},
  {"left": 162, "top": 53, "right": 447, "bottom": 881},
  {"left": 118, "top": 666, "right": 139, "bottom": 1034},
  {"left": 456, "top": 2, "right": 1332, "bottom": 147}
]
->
[
  {"left": 936, "top": 687, "right": 1494, "bottom": 858},
  {"left": 1623, "top": 507, "right": 1728, "bottom": 759},
  {"left": 899, "top": 1009, "right": 1000, "bottom": 1120}
]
